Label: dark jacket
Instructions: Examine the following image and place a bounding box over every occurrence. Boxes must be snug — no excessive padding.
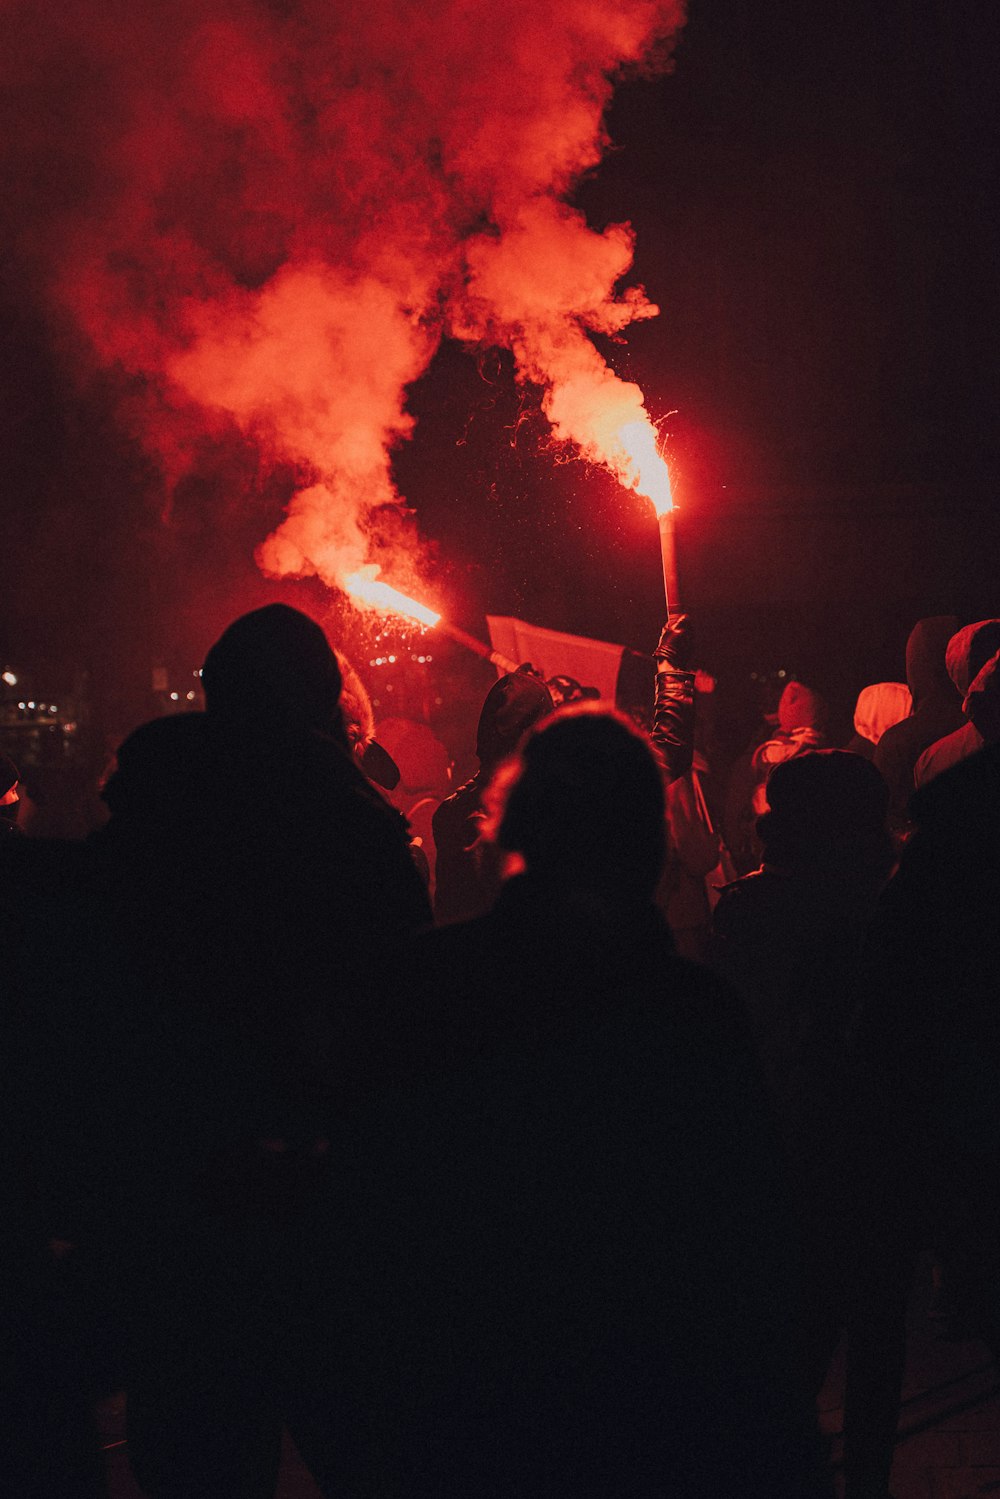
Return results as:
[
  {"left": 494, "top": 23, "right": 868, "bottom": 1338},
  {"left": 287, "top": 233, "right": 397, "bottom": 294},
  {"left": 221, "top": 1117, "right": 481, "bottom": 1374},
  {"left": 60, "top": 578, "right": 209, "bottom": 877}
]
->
[
  {"left": 91, "top": 715, "right": 432, "bottom": 1205},
  {"left": 351, "top": 877, "right": 825, "bottom": 1497}
]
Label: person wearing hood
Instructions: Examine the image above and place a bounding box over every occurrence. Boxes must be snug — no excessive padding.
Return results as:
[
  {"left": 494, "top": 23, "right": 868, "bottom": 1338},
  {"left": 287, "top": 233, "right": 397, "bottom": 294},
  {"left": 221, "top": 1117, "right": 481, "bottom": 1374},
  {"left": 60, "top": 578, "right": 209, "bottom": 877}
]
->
[
  {"left": 844, "top": 682, "right": 912, "bottom": 761},
  {"left": 432, "top": 667, "right": 554, "bottom": 925},
  {"left": 914, "top": 619, "right": 1000, "bottom": 788},
  {"left": 874, "top": 615, "right": 964, "bottom": 828}
]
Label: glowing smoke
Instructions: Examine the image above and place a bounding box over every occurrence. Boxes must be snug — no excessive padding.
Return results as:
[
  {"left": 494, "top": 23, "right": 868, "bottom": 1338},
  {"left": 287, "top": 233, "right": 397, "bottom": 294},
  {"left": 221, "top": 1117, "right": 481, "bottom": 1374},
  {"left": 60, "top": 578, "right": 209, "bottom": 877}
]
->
[{"left": 2, "top": 0, "right": 684, "bottom": 599}]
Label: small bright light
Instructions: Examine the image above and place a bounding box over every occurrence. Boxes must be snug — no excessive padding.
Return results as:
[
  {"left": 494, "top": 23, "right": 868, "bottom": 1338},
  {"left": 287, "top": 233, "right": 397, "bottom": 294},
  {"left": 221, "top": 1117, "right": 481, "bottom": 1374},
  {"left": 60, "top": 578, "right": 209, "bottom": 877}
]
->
[
  {"left": 186, "top": 692, "right": 196, "bottom": 701},
  {"left": 17, "top": 701, "right": 25, "bottom": 710},
  {"left": 170, "top": 692, "right": 179, "bottom": 701},
  {"left": 27, "top": 701, "right": 36, "bottom": 709},
  {"left": 388, "top": 655, "right": 396, "bottom": 664},
  {"left": 2, "top": 671, "right": 16, "bottom": 686},
  {"left": 49, "top": 706, "right": 58, "bottom": 713}
]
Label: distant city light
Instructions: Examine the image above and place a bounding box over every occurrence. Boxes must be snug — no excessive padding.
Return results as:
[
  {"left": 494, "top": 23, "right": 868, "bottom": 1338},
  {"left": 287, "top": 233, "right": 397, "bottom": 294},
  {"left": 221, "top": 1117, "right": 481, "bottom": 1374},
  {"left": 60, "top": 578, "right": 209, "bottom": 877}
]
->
[
  {"left": 17, "top": 701, "right": 25, "bottom": 710},
  {"left": 186, "top": 691, "right": 196, "bottom": 701},
  {"left": 170, "top": 692, "right": 179, "bottom": 701},
  {"left": 2, "top": 671, "right": 16, "bottom": 686},
  {"left": 27, "top": 701, "right": 36, "bottom": 709}
]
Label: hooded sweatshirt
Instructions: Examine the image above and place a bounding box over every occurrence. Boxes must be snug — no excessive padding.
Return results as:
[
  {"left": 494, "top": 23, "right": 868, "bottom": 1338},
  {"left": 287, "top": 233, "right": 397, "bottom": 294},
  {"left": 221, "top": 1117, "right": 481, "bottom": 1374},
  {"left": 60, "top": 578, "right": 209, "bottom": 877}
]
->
[
  {"left": 874, "top": 615, "right": 964, "bottom": 823},
  {"left": 848, "top": 682, "right": 912, "bottom": 756},
  {"left": 915, "top": 621, "right": 1000, "bottom": 788}
]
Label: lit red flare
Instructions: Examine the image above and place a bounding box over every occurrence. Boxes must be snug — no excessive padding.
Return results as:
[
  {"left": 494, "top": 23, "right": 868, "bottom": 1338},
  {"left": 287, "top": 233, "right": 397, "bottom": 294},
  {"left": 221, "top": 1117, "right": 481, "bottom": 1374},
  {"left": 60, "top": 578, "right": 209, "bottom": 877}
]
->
[
  {"left": 616, "top": 418, "right": 673, "bottom": 517},
  {"left": 342, "top": 570, "right": 441, "bottom": 628}
]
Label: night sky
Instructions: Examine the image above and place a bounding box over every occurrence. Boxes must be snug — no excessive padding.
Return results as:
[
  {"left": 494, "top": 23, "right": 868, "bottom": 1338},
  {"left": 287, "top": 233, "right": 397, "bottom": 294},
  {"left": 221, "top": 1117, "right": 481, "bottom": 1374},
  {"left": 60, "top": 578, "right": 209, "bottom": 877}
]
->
[{"left": 3, "top": 0, "right": 998, "bottom": 738}]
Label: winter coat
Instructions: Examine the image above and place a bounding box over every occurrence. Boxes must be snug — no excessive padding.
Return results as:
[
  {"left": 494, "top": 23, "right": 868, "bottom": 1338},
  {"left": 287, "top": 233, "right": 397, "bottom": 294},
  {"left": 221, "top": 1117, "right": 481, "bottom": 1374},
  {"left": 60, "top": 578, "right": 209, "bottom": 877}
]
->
[{"left": 348, "top": 876, "right": 826, "bottom": 1498}]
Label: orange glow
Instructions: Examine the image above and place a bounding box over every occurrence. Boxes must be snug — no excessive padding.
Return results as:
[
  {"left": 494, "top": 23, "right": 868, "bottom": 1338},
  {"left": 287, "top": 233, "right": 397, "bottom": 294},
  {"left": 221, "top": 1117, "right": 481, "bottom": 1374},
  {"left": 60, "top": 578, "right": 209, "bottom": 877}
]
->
[
  {"left": 342, "top": 568, "right": 441, "bottom": 628},
  {"left": 616, "top": 418, "right": 673, "bottom": 516}
]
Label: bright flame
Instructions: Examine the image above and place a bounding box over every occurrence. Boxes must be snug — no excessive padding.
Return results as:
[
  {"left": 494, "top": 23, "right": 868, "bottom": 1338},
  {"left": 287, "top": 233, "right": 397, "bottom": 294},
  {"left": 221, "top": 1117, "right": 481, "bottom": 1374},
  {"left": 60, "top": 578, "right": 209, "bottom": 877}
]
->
[
  {"left": 616, "top": 419, "right": 673, "bottom": 516},
  {"left": 342, "top": 568, "right": 441, "bottom": 628}
]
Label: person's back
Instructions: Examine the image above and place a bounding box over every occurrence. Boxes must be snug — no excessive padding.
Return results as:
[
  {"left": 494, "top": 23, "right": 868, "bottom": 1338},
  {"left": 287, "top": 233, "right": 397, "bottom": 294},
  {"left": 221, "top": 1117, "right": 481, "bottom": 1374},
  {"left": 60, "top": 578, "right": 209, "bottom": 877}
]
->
[
  {"left": 371, "top": 708, "right": 825, "bottom": 1497},
  {"left": 94, "top": 606, "right": 431, "bottom": 1499}
]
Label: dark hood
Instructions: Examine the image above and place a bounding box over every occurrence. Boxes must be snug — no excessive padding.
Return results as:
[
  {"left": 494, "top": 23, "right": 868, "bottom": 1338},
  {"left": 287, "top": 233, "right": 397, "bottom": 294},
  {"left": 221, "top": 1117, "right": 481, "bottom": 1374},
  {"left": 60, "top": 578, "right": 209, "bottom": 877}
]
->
[
  {"left": 945, "top": 619, "right": 1000, "bottom": 699},
  {"left": 905, "top": 615, "right": 962, "bottom": 704}
]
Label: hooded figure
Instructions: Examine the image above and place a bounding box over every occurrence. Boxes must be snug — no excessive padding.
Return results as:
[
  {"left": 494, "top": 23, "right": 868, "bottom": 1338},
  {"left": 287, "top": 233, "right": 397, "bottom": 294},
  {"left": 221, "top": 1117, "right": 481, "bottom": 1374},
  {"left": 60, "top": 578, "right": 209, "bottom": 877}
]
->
[
  {"left": 914, "top": 619, "right": 1000, "bottom": 788},
  {"left": 432, "top": 668, "right": 553, "bottom": 925},
  {"left": 874, "top": 615, "right": 964, "bottom": 826},
  {"left": 845, "top": 682, "right": 912, "bottom": 759}
]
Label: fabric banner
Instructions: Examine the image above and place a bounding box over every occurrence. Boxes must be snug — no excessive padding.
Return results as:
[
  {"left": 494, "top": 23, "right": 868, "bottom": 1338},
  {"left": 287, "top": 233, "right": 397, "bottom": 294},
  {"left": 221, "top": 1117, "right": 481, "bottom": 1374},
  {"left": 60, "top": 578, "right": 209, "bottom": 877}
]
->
[{"left": 486, "top": 615, "right": 626, "bottom": 703}]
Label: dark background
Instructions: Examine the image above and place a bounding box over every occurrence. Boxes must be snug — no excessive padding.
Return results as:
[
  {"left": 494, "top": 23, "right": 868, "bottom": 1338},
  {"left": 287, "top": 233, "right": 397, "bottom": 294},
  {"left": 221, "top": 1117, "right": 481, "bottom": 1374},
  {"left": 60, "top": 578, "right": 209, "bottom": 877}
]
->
[{"left": 3, "top": 0, "right": 998, "bottom": 750}]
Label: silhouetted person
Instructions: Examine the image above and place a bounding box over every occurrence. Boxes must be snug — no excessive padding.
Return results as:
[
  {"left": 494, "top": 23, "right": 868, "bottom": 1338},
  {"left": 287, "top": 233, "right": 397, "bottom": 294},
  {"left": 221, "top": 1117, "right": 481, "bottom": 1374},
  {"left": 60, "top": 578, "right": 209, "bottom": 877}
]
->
[
  {"left": 914, "top": 618, "right": 1000, "bottom": 787},
  {"left": 874, "top": 614, "right": 963, "bottom": 832},
  {"left": 365, "top": 707, "right": 826, "bottom": 1497},
  {"left": 710, "top": 752, "right": 895, "bottom": 1402},
  {"left": 845, "top": 742, "right": 1000, "bottom": 1499},
  {"left": 1, "top": 755, "right": 111, "bottom": 1495},
  {"left": 432, "top": 667, "right": 553, "bottom": 924},
  {"left": 93, "top": 605, "right": 430, "bottom": 1498}
]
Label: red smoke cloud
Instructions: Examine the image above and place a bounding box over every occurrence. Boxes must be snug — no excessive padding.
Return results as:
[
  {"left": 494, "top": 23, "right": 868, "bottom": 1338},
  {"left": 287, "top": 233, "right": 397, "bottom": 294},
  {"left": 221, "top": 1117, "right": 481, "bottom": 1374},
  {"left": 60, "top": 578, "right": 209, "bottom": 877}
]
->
[{"left": 3, "top": 0, "right": 684, "bottom": 601}]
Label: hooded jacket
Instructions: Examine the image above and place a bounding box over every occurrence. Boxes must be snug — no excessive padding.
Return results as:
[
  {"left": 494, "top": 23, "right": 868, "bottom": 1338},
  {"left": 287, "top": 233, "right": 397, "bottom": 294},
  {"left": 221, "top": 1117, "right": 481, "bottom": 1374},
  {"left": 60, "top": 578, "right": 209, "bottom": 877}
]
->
[
  {"left": 914, "top": 621, "right": 1000, "bottom": 788},
  {"left": 874, "top": 615, "right": 964, "bottom": 824},
  {"left": 848, "top": 682, "right": 912, "bottom": 756}
]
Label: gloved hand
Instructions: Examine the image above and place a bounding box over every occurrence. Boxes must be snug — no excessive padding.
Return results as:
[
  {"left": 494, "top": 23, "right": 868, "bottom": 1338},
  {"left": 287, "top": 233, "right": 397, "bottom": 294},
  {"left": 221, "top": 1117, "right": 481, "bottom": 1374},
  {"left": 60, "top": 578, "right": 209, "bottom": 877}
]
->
[{"left": 653, "top": 613, "right": 692, "bottom": 671}]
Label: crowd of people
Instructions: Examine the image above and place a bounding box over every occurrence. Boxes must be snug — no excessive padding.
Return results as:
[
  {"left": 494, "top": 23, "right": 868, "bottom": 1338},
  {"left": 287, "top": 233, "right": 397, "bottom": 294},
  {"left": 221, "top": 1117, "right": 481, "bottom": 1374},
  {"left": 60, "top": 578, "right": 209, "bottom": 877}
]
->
[{"left": 3, "top": 601, "right": 1000, "bottom": 1499}]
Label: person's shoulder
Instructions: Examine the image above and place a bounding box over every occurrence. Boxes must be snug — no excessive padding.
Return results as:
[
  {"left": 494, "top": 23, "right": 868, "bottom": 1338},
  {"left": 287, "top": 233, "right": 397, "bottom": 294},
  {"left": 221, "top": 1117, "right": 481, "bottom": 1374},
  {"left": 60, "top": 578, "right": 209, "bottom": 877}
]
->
[{"left": 913, "top": 720, "right": 980, "bottom": 788}]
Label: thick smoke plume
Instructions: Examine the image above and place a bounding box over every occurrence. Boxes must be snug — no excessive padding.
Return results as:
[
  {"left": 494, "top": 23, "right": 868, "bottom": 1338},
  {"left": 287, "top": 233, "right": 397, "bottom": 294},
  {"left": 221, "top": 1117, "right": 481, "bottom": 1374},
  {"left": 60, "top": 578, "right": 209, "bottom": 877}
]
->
[{"left": 3, "top": 0, "right": 684, "bottom": 602}]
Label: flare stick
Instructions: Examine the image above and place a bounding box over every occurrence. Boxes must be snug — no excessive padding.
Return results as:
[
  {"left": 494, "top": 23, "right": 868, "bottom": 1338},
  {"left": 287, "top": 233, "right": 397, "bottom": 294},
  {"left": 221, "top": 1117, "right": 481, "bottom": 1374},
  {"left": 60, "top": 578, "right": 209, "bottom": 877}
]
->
[
  {"left": 436, "top": 621, "right": 519, "bottom": 674},
  {"left": 657, "top": 509, "right": 680, "bottom": 617}
]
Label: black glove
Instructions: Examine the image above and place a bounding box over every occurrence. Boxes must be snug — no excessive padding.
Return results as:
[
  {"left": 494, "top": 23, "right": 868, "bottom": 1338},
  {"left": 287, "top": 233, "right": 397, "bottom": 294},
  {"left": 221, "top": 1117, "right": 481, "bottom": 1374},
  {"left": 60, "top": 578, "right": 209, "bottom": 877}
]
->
[{"left": 653, "top": 613, "right": 692, "bottom": 671}]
